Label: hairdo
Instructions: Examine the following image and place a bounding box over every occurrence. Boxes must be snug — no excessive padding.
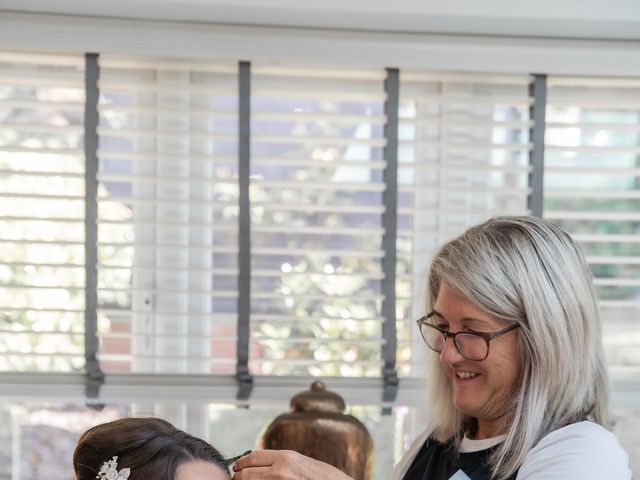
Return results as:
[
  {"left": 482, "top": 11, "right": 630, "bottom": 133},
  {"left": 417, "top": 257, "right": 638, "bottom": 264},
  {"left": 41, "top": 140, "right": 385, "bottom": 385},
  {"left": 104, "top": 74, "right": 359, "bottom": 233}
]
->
[
  {"left": 73, "top": 417, "right": 229, "bottom": 480},
  {"left": 424, "top": 216, "right": 610, "bottom": 479}
]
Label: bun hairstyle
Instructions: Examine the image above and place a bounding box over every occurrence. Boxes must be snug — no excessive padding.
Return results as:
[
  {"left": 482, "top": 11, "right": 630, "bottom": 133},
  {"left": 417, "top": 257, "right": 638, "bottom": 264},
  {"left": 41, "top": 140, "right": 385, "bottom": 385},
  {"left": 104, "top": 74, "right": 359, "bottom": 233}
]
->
[{"left": 73, "top": 417, "right": 228, "bottom": 480}]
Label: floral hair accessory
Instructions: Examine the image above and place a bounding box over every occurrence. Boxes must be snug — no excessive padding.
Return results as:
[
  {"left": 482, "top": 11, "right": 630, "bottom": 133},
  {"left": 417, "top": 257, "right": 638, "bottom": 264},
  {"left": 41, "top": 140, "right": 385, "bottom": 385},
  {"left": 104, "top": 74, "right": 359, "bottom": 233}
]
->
[{"left": 96, "top": 456, "right": 131, "bottom": 480}]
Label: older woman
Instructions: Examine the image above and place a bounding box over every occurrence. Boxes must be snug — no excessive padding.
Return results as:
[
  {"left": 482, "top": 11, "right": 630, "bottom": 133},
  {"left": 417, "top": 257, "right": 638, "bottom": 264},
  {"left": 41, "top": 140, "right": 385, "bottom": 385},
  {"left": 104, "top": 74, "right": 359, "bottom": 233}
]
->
[{"left": 233, "top": 216, "right": 631, "bottom": 479}]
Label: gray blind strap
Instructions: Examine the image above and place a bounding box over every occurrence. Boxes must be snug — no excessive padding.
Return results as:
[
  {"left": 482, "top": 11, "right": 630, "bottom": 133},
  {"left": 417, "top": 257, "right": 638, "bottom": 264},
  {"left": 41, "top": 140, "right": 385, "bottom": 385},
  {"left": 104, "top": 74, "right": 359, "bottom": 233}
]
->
[
  {"left": 236, "top": 61, "right": 254, "bottom": 401},
  {"left": 84, "top": 52, "right": 105, "bottom": 409},
  {"left": 528, "top": 74, "right": 547, "bottom": 217},
  {"left": 381, "top": 68, "right": 400, "bottom": 409}
]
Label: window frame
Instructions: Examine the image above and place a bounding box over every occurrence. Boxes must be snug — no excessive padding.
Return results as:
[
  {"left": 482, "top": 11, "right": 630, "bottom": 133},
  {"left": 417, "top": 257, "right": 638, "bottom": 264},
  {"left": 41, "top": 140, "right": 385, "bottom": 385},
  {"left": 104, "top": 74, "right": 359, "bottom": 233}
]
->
[{"left": 0, "top": 13, "right": 639, "bottom": 413}]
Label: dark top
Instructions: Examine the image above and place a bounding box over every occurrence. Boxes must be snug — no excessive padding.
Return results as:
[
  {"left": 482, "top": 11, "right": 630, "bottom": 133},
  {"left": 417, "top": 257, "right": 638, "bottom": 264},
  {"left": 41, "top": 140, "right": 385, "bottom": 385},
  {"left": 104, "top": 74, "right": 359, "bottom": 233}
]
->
[{"left": 403, "top": 437, "right": 518, "bottom": 480}]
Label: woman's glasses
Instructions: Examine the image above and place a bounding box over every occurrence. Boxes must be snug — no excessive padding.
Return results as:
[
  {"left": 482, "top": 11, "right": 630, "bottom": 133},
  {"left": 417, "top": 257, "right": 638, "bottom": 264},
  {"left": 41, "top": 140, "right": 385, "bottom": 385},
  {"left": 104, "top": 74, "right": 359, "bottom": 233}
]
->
[{"left": 416, "top": 313, "right": 520, "bottom": 361}]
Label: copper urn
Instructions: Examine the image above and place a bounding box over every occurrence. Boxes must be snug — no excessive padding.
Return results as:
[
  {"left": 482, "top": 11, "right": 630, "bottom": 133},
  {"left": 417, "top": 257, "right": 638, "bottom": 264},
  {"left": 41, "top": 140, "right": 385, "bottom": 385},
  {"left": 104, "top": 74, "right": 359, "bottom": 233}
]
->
[{"left": 259, "top": 380, "right": 373, "bottom": 480}]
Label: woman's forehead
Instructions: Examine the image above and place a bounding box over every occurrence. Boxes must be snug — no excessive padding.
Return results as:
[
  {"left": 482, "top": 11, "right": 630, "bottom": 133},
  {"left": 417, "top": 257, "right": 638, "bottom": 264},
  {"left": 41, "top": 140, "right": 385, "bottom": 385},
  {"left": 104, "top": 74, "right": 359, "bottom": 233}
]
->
[{"left": 432, "top": 284, "right": 506, "bottom": 328}]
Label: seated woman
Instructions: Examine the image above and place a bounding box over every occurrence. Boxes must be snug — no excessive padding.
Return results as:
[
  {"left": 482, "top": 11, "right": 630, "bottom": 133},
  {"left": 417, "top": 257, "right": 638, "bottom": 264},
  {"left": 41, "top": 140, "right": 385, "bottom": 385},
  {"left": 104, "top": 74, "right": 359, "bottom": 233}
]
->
[{"left": 73, "top": 417, "right": 232, "bottom": 480}]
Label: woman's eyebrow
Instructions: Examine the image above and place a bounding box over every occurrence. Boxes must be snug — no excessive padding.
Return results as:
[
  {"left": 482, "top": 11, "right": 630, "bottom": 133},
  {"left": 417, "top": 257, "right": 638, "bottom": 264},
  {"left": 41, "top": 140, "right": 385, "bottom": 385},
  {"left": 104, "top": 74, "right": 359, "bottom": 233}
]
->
[
  {"left": 431, "top": 310, "right": 491, "bottom": 328},
  {"left": 429, "top": 310, "right": 447, "bottom": 321},
  {"left": 460, "top": 317, "right": 491, "bottom": 327}
]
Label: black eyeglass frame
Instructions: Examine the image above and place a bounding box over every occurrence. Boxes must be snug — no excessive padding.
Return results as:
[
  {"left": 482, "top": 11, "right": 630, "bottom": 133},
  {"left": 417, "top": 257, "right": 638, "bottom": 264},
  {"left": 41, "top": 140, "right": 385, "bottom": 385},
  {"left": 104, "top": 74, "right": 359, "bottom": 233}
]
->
[{"left": 416, "top": 312, "right": 521, "bottom": 361}]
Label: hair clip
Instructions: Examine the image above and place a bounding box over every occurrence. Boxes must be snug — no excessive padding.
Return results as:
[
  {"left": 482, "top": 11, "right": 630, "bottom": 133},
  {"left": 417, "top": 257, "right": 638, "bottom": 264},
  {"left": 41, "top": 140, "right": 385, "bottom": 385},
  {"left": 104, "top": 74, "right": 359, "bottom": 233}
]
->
[
  {"left": 223, "top": 450, "right": 252, "bottom": 467},
  {"left": 97, "top": 456, "right": 131, "bottom": 480}
]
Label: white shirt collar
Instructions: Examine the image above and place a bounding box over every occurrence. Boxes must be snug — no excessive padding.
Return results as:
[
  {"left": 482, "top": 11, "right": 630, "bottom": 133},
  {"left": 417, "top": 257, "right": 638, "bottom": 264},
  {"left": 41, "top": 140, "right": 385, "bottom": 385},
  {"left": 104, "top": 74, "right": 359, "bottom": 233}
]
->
[{"left": 459, "top": 434, "right": 507, "bottom": 453}]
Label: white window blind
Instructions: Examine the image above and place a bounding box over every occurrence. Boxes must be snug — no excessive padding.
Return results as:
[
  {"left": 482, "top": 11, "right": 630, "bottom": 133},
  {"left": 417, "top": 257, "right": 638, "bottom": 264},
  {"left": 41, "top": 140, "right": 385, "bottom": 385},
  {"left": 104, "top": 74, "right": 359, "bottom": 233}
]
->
[
  {"left": 95, "top": 56, "right": 239, "bottom": 376},
  {"left": 544, "top": 76, "right": 640, "bottom": 383},
  {"left": 249, "top": 65, "right": 389, "bottom": 377},
  {"left": 1, "top": 48, "right": 638, "bottom": 412},
  {"left": 397, "top": 72, "right": 534, "bottom": 375},
  {"left": 0, "top": 51, "right": 86, "bottom": 372}
]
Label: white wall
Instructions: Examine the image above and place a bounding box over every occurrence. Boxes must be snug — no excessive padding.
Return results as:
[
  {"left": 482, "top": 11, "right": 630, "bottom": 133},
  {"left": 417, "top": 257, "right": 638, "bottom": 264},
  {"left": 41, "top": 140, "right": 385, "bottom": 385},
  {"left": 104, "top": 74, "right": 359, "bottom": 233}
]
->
[
  {"left": 0, "top": 0, "right": 639, "bottom": 40},
  {"left": 1, "top": 12, "right": 640, "bottom": 77}
]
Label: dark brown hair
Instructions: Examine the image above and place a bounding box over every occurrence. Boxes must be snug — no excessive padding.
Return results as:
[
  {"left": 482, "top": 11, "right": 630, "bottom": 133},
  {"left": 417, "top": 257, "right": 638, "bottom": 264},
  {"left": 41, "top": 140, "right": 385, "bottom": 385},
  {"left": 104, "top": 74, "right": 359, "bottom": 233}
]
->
[{"left": 73, "top": 417, "right": 229, "bottom": 480}]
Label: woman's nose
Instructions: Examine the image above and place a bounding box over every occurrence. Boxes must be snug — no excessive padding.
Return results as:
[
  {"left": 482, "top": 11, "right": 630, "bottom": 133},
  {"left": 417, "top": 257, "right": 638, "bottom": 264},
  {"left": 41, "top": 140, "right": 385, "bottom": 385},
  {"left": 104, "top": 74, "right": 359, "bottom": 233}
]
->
[{"left": 439, "top": 336, "right": 465, "bottom": 365}]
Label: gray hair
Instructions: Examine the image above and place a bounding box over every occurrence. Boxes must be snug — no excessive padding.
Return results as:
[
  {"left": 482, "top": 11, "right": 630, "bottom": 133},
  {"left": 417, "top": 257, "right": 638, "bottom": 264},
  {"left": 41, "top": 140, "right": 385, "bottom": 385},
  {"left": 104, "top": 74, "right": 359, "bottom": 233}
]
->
[{"left": 424, "top": 216, "right": 610, "bottom": 479}]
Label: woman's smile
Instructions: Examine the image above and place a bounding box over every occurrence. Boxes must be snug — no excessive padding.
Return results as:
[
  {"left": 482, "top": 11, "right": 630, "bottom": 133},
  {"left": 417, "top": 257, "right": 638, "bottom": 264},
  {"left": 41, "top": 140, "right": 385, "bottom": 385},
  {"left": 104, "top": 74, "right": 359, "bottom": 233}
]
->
[
  {"left": 454, "top": 370, "right": 480, "bottom": 380},
  {"left": 434, "top": 282, "right": 522, "bottom": 439}
]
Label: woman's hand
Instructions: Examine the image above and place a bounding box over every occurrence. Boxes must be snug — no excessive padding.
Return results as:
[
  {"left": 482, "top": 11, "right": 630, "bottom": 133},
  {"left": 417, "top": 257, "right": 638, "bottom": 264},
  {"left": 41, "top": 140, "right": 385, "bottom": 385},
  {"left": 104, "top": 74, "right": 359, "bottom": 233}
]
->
[{"left": 232, "top": 450, "right": 354, "bottom": 480}]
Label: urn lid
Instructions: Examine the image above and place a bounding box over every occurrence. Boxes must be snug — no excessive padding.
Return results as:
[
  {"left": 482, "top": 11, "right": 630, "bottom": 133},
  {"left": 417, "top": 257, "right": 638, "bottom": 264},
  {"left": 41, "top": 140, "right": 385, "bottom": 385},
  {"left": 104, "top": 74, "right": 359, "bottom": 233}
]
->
[{"left": 290, "top": 380, "right": 345, "bottom": 413}]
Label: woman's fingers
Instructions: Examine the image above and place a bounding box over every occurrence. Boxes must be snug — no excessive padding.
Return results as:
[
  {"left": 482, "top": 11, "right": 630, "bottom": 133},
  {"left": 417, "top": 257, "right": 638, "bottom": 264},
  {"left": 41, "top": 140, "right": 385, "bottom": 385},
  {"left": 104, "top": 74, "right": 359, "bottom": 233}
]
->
[
  {"left": 232, "top": 450, "right": 353, "bottom": 480},
  {"left": 233, "top": 450, "right": 279, "bottom": 470},
  {"left": 232, "top": 465, "right": 272, "bottom": 480},
  {"left": 233, "top": 450, "right": 295, "bottom": 480}
]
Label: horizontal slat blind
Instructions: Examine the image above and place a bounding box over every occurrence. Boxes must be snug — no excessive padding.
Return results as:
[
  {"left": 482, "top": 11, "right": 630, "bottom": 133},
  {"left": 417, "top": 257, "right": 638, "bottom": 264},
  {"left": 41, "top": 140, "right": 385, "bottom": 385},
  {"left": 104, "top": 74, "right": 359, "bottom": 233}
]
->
[
  {"left": 544, "top": 76, "right": 640, "bottom": 381},
  {"left": 3, "top": 46, "right": 638, "bottom": 408},
  {"left": 249, "top": 65, "right": 388, "bottom": 377},
  {"left": 397, "top": 72, "right": 533, "bottom": 376},
  {"left": 0, "top": 51, "right": 86, "bottom": 371},
  {"left": 96, "top": 56, "right": 239, "bottom": 375}
]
